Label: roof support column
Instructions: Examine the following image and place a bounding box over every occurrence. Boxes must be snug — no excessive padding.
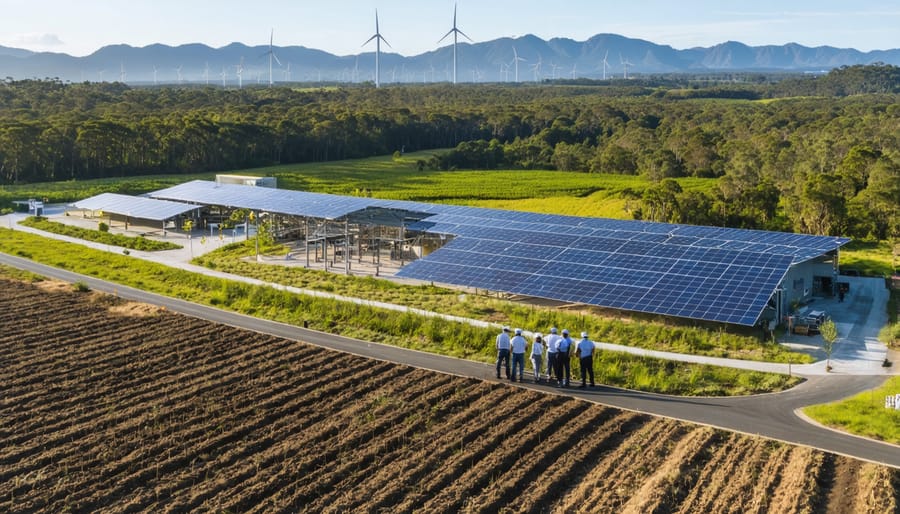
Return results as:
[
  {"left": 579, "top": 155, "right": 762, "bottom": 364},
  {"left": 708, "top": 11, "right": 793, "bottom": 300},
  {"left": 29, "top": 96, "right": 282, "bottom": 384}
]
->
[
  {"left": 345, "top": 219, "right": 350, "bottom": 275},
  {"left": 305, "top": 217, "right": 310, "bottom": 268}
]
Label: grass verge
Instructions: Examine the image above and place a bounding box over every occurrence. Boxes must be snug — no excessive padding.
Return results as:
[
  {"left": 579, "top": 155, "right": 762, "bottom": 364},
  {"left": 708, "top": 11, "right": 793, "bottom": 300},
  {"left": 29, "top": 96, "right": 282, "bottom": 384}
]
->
[
  {"left": 803, "top": 376, "right": 900, "bottom": 445},
  {"left": 19, "top": 216, "right": 182, "bottom": 251},
  {"left": 0, "top": 227, "right": 801, "bottom": 396}
]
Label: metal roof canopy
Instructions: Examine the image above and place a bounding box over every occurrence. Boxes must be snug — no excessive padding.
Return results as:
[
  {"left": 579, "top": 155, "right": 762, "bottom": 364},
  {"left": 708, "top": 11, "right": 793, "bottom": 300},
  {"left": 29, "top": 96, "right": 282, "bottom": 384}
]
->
[
  {"left": 70, "top": 193, "right": 200, "bottom": 221},
  {"left": 147, "top": 180, "right": 850, "bottom": 326},
  {"left": 344, "top": 206, "right": 431, "bottom": 227}
]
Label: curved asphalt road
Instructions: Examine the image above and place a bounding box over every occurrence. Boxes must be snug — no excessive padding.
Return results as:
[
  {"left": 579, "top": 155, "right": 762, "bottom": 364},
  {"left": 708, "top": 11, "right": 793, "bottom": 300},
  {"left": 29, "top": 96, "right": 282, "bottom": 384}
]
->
[{"left": 2, "top": 252, "right": 898, "bottom": 468}]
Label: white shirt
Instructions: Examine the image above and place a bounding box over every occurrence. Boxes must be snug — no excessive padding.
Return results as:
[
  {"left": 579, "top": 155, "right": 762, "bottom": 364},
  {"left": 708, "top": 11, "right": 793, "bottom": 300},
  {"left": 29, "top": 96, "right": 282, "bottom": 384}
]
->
[
  {"left": 531, "top": 341, "right": 544, "bottom": 356},
  {"left": 576, "top": 337, "right": 594, "bottom": 357},
  {"left": 545, "top": 334, "right": 562, "bottom": 353},
  {"left": 511, "top": 335, "right": 527, "bottom": 354},
  {"left": 496, "top": 332, "right": 511, "bottom": 350}
]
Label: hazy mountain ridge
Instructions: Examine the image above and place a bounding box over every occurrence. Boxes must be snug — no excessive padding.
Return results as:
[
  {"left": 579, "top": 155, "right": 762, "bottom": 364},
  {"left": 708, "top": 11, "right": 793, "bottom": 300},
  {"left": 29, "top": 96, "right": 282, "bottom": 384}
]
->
[{"left": 1, "top": 33, "right": 898, "bottom": 84}]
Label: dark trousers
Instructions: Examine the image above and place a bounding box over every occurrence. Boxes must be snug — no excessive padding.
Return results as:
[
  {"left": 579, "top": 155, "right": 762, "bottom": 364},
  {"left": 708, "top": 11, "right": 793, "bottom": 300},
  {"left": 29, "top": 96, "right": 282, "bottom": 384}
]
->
[
  {"left": 556, "top": 351, "right": 570, "bottom": 385},
  {"left": 496, "top": 348, "right": 510, "bottom": 378},
  {"left": 546, "top": 352, "right": 557, "bottom": 379},
  {"left": 580, "top": 356, "right": 595, "bottom": 386}
]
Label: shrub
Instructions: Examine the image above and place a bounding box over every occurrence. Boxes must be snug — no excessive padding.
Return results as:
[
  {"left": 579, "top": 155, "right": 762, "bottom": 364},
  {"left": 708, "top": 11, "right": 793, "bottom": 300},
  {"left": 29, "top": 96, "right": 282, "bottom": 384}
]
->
[{"left": 98, "top": 222, "right": 109, "bottom": 232}]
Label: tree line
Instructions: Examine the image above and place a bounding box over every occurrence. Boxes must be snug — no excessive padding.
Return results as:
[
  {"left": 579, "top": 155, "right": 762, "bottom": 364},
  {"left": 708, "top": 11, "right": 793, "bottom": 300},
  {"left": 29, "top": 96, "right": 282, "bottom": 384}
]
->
[{"left": 0, "top": 65, "right": 898, "bottom": 239}]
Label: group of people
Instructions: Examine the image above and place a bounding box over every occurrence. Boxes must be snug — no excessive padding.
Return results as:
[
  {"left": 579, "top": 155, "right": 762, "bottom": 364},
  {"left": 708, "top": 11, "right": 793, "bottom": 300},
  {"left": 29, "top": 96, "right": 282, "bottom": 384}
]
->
[{"left": 495, "top": 326, "right": 596, "bottom": 388}]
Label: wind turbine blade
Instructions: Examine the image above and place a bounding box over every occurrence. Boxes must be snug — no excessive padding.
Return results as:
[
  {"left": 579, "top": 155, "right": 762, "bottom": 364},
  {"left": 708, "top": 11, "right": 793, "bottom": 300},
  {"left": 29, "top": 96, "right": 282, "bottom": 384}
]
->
[
  {"left": 437, "top": 29, "right": 454, "bottom": 44},
  {"left": 381, "top": 36, "right": 392, "bottom": 49},
  {"left": 457, "top": 29, "right": 473, "bottom": 42},
  {"left": 363, "top": 34, "right": 378, "bottom": 46},
  {"left": 273, "top": 53, "right": 282, "bottom": 66}
]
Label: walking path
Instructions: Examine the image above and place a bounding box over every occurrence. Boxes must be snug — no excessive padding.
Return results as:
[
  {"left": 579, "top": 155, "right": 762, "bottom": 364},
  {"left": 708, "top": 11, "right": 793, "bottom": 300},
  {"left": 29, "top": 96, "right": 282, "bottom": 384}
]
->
[{"left": 2, "top": 208, "right": 895, "bottom": 377}]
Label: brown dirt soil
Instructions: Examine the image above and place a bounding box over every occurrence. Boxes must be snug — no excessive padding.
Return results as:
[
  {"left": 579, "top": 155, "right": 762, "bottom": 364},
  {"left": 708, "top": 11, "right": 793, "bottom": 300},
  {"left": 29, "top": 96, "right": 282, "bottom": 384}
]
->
[{"left": 0, "top": 277, "right": 898, "bottom": 513}]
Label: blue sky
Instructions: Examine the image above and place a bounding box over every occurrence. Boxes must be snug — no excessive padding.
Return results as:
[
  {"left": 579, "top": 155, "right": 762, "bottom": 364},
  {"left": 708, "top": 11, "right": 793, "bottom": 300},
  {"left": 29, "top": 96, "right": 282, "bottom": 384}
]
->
[{"left": 2, "top": 0, "right": 898, "bottom": 56}]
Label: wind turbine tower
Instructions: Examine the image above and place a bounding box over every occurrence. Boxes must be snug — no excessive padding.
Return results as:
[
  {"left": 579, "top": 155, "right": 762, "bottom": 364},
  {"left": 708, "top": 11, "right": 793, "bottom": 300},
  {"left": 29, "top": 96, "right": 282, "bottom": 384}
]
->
[
  {"left": 620, "top": 54, "right": 633, "bottom": 79},
  {"left": 437, "top": 3, "right": 472, "bottom": 84},
  {"left": 601, "top": 50, "right": 610, "bottom": 80},
  {"left": 265, "top": 29, "right": 282, "bottom": 86},
  {"left": 511, "top": 46, "right": 525, "bottom": 83},
  {"left": 235, "top": 58, "right": 244, "bottom": 89},
  {"left": 362, "top": 10, "right": 391, "bottom": 88},
  {"left": 119, "top": 62, "right": 126, "bottom": 83}
]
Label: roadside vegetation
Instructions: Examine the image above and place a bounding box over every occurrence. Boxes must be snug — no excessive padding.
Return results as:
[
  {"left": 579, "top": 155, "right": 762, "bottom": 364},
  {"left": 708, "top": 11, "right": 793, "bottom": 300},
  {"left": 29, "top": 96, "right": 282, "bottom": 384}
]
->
[
  {"left": 804, "top": 376, "right": 900, "bottom": 444},
  {"left": 0, "top": 228, "right": 801, "bottom": 396},
  {"left": 19, "top": 216, "right": 182, "bottom": 251}
]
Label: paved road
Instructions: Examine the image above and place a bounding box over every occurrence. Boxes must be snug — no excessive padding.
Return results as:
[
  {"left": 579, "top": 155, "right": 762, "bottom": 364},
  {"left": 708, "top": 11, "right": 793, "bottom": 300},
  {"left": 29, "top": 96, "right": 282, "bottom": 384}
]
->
[{"left": 2, "top": 252, "right": 898, "bottom": 468}]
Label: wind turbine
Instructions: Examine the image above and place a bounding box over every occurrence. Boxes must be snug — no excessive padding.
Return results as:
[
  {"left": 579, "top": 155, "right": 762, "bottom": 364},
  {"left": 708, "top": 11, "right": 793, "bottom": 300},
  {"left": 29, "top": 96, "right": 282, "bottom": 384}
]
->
[
  {"left": 437, "top": 3, "right": 472, "bottom": 84},
  {"left": 152, "top": 65, "right": 158, "bottom": 85},
  {"left": 235, "top": 58, "right": 244, "bottom": 89},
  {"left": 97, "top": 69, "right": 105, "bottom": 82},
  {"left": 511, "top": 46, "right": 526, "bottom": 83},
  {"left": 283, "top": 62, "right": 292, "bottom": 81},
  {"left": 264, "top": 29, "right": 281, "bottom": 86},
  {"left": 571, "top": 63, "right": 578, "bottom": 79},
  {"left": 362, "top": 9, "right": 391, "bottom": 88},
  {"left": 530, "top": 56, "right": 542, "bottom": 82},
  {"left": 119, "top": 62, "right": 126, "bottom": 83},
  {"left": 620, "top": 54, "right": 633, "bottom": 79},
  {"left": 174, "top": 65, "right": 183, "bottom": 84},
  {"left": 601, "top": 50, "right": 610, "bottom": 80},
  {"left": 220, "top": 67, "right": 227, "bottom": 88},
  {"left": 203, "top": 62, "right": 210, "bottom": 85}
]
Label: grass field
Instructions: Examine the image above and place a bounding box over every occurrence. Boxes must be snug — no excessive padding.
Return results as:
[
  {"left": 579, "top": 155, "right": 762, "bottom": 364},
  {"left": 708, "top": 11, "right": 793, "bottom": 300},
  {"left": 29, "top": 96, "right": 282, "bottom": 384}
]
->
[
  {"left": 1, "top": 150, "right": 717, "bottom": 221},
  {"left": 804, "top": 376, "right": 900, "bottom": 444}
]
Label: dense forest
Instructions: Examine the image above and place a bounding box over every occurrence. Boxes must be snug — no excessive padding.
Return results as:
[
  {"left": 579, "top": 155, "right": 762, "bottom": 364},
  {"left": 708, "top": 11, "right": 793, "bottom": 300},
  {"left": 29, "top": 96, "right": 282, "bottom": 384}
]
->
[{"left": 0, "top": 64, "right": 898, "bottom": 239}]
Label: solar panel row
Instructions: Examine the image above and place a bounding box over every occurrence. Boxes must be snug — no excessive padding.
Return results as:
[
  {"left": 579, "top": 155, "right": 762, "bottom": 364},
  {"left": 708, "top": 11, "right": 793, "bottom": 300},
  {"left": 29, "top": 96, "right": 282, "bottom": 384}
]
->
[{"left": 148, "top": 181, "right": 848, "bottom": 326}]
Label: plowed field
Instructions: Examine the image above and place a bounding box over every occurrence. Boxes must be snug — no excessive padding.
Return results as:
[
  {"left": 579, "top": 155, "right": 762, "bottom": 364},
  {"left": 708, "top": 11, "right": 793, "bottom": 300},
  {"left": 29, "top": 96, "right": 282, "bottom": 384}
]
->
[{"left": 1, "top": 277, "right": 898, "bottom": 513}]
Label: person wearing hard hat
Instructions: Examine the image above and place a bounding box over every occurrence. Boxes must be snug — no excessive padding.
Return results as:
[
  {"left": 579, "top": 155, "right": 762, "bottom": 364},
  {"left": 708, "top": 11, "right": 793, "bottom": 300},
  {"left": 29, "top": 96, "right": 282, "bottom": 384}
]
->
[
  {"left": 530, "top": 333, "right": 544, "bottom": 383},
  {"left": 576, "top": 331, "right": 596, "bottom": 388},
  {"left": 544, "top": 327, "right": 561, "bottom": 383},
  {"left": 496, "top": 326, "right": 511, "bottom": 380},
  {"left": 555, "top": 329, "right": 573, "bottom": 387},
  {"left": 510, "top": 328, "right": 527, "bottom": 382}
]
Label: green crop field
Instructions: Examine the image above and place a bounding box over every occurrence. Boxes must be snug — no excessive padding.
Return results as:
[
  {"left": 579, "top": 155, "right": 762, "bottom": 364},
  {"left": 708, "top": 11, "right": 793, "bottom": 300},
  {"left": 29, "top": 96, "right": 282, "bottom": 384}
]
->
[{"left": 1, "top": 150, "right": 718, "bottom": 221}]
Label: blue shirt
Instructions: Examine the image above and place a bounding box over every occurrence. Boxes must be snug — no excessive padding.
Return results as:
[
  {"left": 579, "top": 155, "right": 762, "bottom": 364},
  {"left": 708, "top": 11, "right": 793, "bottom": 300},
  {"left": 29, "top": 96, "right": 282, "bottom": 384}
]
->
[
  {"left": 577, "top": 337, "right": 594, "bottom": 357},
  {"left": 557, "top": 336, "right": 573, "bottom": 353}
]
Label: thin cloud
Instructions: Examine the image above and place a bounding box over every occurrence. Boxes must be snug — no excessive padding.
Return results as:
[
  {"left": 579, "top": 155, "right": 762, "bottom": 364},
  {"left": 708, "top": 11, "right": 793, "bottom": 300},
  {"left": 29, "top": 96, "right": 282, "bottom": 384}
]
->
[{"left": 7, "top": 33, "right": 65, "bottom": 48}]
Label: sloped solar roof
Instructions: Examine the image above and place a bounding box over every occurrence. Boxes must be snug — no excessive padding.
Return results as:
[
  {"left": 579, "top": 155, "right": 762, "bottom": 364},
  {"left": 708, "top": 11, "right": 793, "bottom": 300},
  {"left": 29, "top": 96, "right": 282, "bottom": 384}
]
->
[
  {"left": 71, "top": 193, "right": 200, "bottom": 221},
  {"left": 149, "top": 180, "right": 850, "bottom": 326}
]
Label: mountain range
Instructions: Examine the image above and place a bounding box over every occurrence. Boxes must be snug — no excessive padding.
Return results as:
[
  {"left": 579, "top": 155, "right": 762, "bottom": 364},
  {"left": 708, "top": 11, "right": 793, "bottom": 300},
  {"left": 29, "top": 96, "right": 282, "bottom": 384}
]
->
[{"left": 2, "top": 33, "right": 898, "bottom": 85}]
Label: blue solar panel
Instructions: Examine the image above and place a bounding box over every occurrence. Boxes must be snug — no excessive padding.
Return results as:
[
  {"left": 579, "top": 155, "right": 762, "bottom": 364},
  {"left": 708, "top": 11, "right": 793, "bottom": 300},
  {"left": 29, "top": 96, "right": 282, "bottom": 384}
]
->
[{"left": 147, "top": 180, "right": 847, "bottom": 326}]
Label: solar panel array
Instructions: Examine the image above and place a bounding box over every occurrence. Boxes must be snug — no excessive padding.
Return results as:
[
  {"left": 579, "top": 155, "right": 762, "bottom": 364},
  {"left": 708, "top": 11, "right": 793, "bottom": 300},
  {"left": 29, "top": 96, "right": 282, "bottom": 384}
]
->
[
  {"left": 149, "top": 181, "right": 849, "bottom": 326},
  {"left": 71, "top": 193, "right": 201, "bottom": 221}
]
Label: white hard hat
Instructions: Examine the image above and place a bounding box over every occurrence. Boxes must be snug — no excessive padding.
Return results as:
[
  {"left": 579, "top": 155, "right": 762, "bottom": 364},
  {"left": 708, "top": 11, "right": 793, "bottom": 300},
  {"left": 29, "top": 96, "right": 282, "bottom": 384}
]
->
[
  {"left": 581, "top": 332, "right": 589, "bottom": 338},
  {"left": 550, "top": 327, "right": 558, "bottom": 334},
  {"left": 562, "top": 329, "right": 569, "bottom": 335},
  {"left": 515, "top": 328, "right": 522, "bottom": 335},
  {"left": 502, "top": 326, "right": 510, "bottom": 332}
]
